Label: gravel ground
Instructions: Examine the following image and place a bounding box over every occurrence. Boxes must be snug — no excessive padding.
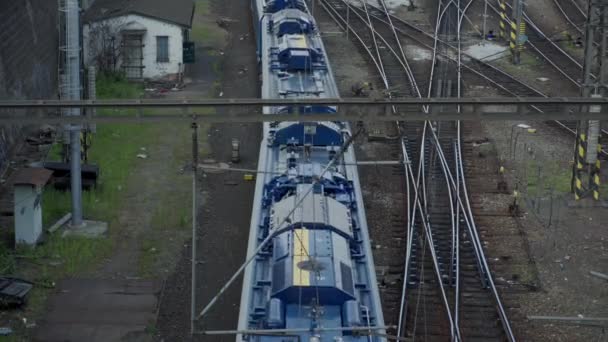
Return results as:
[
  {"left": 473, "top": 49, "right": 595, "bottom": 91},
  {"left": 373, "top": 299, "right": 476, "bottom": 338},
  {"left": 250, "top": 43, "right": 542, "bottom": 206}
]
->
[
  {"left": 463, "top": 2, "right": 608, "bottom": 338},
  {"left": 319, "top": 1, "right": 608, "bottom": 341},
  {"left": 479, "top": 117, "right": 608, "bottom": 341},
  {"left": 156, "top": 0, "right": 261, "bottom": 341}
]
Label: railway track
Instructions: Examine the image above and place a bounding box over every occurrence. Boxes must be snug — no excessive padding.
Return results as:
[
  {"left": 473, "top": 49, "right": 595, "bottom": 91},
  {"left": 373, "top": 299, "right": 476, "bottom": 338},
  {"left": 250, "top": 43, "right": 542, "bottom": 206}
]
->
[
  {"left": 486, "top": 1, "right": 586, "bottom": 88},
  {"left": 319, "top": 0, "right": 516, "bottom": 340},
  {"left": 552, "top": 0, "right": 588, "bottom": 35},
  {"left": 358, "top": 2, "right": 608, "bottom": 150}
]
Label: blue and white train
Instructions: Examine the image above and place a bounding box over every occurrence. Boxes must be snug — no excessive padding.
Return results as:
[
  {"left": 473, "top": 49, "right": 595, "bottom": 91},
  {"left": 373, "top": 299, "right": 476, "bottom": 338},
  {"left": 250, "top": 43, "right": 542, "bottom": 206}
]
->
[{"left": 237, "top": 0, "right": 385, "bottom": 341}]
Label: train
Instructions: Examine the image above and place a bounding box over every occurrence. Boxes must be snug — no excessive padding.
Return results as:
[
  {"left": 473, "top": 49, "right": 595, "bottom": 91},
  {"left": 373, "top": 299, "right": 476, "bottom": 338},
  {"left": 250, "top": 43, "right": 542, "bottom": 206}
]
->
[{"left": 236, "top": 0, "right": 385, "bottom": 341}]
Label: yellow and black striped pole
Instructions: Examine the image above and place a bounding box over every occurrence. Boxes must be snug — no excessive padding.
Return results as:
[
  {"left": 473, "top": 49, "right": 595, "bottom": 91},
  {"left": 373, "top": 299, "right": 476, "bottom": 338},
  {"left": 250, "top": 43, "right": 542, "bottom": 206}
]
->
[
  {"left": 510, "top": 21, "right": 518, "bottom": 62},
  {"left": 574, "top": 132, "right": 587, "bottom": 200},
  {"left": 499, "top": 1, "right": 508, "bottom": 40},
  {"left": 510, "top": 0, "right": 525, "bottom": 64},
  {"left": 591, "top": 143, "right": 601, "bottom": 200}
]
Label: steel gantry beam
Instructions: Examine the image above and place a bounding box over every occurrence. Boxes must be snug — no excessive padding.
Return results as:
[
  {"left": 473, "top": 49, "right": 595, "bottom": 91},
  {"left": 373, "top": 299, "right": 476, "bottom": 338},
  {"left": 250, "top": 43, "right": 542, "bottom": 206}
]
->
[
  {"left": 2, "top": 97, "right": 608, "bottom": 107},
  {"left": 0, "top": 97, "right": 607, "bottom": 123}
]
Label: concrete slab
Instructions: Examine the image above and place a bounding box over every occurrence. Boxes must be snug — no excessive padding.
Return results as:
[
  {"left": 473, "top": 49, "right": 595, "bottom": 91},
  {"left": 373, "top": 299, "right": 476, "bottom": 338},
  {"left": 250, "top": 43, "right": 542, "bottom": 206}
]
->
[
  {"left": 61, "top": 220, "right": 108, "bottom": 238},
  {"left": 463, "top": 41, "right": 509, "bottom": 61},
  {"left": 33, "top": 278, "right": 161, "bottom": 342}
]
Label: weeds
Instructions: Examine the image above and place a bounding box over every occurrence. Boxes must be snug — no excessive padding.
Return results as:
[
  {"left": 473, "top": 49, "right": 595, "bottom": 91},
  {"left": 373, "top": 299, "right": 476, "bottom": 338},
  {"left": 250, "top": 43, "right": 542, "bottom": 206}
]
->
[
  {"left": 96, "top": 72, "right": 144, "bottom": 99},
  {"left": 191, "top": 0, "right": 228, "bottom": 48},
  {"left": 525, "top": 160, "right": 572, "bottom": 197}
]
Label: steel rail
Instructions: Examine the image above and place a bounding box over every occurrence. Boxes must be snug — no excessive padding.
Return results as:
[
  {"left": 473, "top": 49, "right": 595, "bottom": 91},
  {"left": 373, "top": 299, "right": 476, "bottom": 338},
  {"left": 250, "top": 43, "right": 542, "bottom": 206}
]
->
[
  {"left": 423, "top": 1, "right": 517, "bottom": 339},
  {"left": 394, "top": 1, "right": 462, "bottom": 338},
  {"left": 566, "top": 0, "right": 589, "bottom": 18},
  {"left": 458, "top": 2, "right": 515, "bottom": 338},
  {"left": 320, "top": 0, "right": 387, "bottom": 83},
  {"left": 349, "top": 2, "right": 581, "bottom": 135},
  {"left": 357, "top": 3, "right": 608, "bottom": 148},
  {"left": 487, "top": 1, "right": 608, "bottom": 140},
  {"left": 485, "top": 2, "right": 581, "bottom": 87},
  {"left": 455, "top": 127, "right": 518, "bottom": 341},
  {"left": 426, "top": 125, "right": 517, "bottom": 341},
  {"left": 361, "top": 0, "right": 389, "bottom": 83},
  {"left": 378, "top": 0, "right": 421, "bottom": 98},
  {"left": 320, "top": 1, "right": 460, "bottom": 339},
  {"left": 452, "top": 138, "right": 461, "bottom": 335},
  {"left": 454, "top": 0, "right": 464, "bottom": 335},
  {"left": 552, "top": 0, "right": 585, "bottom": 35},
  {"left": 427, "top": 3, "right": 470, "bottom": 340},
  {"left": 425, "top": 2, "right": 462, "bottom": 339},
  {"left": 402, "top": 1, "right": 463, "bottom": 339},
  {"left": 487, "top": 0, "right": 591, "bottom": 88},
  {"left": 519, "top": 3, "right": 585, "bottom": 69}
]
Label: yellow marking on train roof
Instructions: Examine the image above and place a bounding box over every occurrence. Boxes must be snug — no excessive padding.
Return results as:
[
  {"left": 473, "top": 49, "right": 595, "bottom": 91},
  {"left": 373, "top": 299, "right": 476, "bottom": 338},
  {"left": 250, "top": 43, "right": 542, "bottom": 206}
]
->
[
  {"left": 289, "top": 35, "right": 308, "bottom": 49},
  {"left": 293, "top": 228, "right": 310, "bottom": 286}
]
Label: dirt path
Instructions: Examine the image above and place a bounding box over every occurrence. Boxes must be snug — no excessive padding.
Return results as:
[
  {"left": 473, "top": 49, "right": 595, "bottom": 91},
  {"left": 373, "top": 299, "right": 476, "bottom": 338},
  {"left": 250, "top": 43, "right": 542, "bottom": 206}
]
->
[
  {"left": 156, "top": 0, "right": 261, "bottom": 341},
  {"left": 89, "top": 123, "right": 191, "bottom": 279}
]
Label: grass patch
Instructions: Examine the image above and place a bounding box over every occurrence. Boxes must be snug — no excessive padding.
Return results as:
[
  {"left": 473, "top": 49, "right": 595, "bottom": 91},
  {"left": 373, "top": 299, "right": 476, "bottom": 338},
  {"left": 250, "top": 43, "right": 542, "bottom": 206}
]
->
[
  {"left": 139, "top": 190, "right": 191, "bottom": 277},
  {"left": 191, "top": 0, "right": 228, "bottom": 48},
  {"left": 137, "top": 123, "right": 194, "bottom": 278},
  {"left": 0, "top": 74, "right": 161, "bottom": 339},
  {"left": 16, "top": 234, "right": 112, "bottom": 277},
  {"left": 97, "top": 72, "right": 144, "bottom": 99},
  {"left": 42, "top": 123, "right": 162, "bottom": 224},
  {"left": 525, "top": 160, "right": 572, "bottom": 197},
  {"left": 492, "top": 50, "right": 543, "bottom": 75},
  {"left": 47, "top": 143, "right": 63, "bottom": 161},
  {"left": 0, "top": 243, "right": 15, "bottom": 274},
  {"left": 509, "top": 263, "right": 537, "bottom": 286},
  {"left": 43, "top": 72, "right": 162, "bottom": 223},
  {"left": 553, "top": 30, "right": 585, "bottom": 60},
  {"left": 196, "top": 0, "right": 211, "bottom": 16}
]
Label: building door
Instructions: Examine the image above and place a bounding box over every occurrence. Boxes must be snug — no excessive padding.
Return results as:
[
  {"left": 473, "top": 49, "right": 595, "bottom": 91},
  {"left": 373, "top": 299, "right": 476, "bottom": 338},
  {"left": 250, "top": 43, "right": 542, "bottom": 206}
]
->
[{"left": 122, "top": 34, "right": 144, "bottom": 80}]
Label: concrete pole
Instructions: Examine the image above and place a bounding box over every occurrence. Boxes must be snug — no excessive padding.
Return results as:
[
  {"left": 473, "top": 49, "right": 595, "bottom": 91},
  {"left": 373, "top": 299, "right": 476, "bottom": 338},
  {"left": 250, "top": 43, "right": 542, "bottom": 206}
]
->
[
  {"left": 84, "top": 66, "right": 97, "bottom": 162},
  {"left": 600, "top": 1, "right": 608, "bottom": 96},
  {"left": 66, "top": 0, "right": 83, "bottom": 226},
  {"left": 482, "top": 0, "right": 488, "bottom": 39},
  {"left": 88, "top": 66, "right": 96, "bottom": 112},
  {"left": 511, "top": 0, "right": 524, "bottom": 64},
  {"left": 572, "top": 0, "right": 606, "bottom": 199},
  {"left": 190, "top": 122, "right": 199, "bottom": 335},
  {"left": 346, "top": 4, "right": 350, "bottom": 40}
]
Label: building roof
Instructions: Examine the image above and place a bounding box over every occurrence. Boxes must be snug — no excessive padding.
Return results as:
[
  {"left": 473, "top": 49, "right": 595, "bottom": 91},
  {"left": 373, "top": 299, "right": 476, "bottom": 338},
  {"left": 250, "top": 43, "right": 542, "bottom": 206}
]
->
[
  {"left": 83, "top": 0, "right": 194, "bottom": 28},
  {"left": 11, "top": 168, "right": 53, "bottom": 187}
]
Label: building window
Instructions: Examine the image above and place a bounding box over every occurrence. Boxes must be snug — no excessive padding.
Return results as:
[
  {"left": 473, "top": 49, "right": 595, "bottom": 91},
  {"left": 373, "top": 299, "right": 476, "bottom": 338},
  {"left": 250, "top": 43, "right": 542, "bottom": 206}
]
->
[{"left": 156, "top": 36, "right": 169, "bottom": 62}]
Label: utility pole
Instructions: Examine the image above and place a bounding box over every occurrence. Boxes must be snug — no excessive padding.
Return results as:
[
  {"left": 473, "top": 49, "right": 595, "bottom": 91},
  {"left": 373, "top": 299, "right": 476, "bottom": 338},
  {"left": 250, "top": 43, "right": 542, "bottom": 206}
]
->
[
  {"left": 499, "top": 0, "right": 508, "bottom": 41},
  {"left": 190, "top": 122, "right": 199, "bottom": 335},
  {"left": 482, "top": 0, "right": 488, "bottom": 39},
  {"left": 510, "top": 0, "right": 525, "bottom": 64},
  {"left": 346, "top": 4, "right": 350, "bottom": 40},
  {"left": 84, "top": 66, "right": 97, "bottom": 163},
  {"left": 572, "top": 0, "right": 608, "bottom": 201},
  {"left": 63, "top": 0, "right": 84, "bottom": 226}
]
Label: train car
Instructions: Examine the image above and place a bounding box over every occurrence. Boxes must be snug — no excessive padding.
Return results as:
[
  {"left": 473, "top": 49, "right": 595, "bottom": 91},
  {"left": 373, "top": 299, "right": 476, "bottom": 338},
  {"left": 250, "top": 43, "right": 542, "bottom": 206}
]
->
[{"left": 237, "top": 0, "right": 385, "bottom": 341}]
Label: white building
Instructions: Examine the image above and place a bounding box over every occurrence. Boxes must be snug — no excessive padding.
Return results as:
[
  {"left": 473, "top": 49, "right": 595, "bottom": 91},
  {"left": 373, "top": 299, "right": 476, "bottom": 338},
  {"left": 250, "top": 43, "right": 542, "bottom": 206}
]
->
[{"left": 83, "top": 0, "right": 194, "bottom": 80}]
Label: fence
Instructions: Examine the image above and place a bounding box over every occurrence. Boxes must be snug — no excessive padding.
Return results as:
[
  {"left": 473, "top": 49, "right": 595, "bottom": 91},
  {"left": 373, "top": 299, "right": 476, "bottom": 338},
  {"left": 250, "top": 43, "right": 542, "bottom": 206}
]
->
[{"left": 506, "top": 131, "right": 578, "bottom": 230}]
